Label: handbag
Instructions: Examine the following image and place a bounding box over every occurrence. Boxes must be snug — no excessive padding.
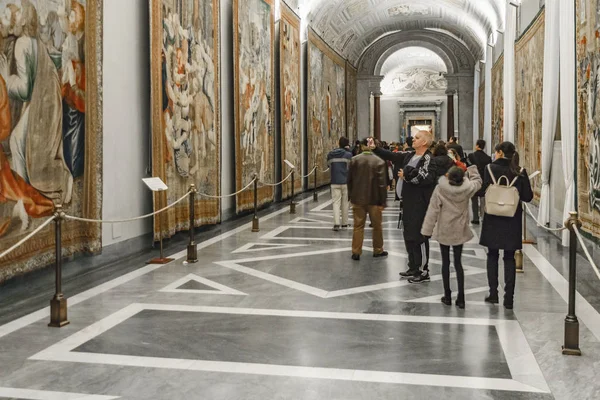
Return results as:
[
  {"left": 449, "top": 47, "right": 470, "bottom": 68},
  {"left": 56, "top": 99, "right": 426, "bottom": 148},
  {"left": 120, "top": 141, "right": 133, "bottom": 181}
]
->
[{"left": 484, "top": 164, "right": 522, "bottom": 217}]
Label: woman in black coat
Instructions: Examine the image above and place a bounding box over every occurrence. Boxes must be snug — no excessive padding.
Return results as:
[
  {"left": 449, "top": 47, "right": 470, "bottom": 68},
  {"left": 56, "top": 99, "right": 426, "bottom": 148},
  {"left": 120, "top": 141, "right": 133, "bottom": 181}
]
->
[{"left": 480, "top": 142, "right": 533, "bottom": 309}]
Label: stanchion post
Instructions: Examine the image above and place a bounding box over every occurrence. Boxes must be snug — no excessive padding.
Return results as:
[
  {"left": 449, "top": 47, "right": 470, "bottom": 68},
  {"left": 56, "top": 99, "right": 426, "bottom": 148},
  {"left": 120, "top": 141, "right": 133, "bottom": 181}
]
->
[
  {"left": 148, "top": 190, "right": 174, "bottom": 264},
  {"left": 252, "top": 174, "right": 259, "bottom": 232},
  {"left": 313, "top": 165, "right": 318, "bottom": 202},
  {"left": 522, "top": 202, "right": 536, "bottom": 245},
  {"left": 290, "top": 169, "right": 296, "bottom": 214},
  {"left": 563, "top": 211, "right": 582, "bottom": 356},
  {"left": 186, "top": 184, "right": 198, "bottom": 263},
  {"left": 49, "top": 205, "right": 69, "bottom": 328}
]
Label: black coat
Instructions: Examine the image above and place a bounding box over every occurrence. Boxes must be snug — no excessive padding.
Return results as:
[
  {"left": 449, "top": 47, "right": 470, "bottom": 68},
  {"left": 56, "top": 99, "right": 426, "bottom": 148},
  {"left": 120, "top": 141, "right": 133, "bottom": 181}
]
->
[
  {"left": 479, "top": 158, "right": 534, "bottom": 250},
  {"left": 467, "top": 150, "right": 492, "bottom": 197},
  {"left": 374, "top": 147, "right": 436, "bottom": 241},
  {"left": 431, "top": 155, "right": 454, "bottom": 182}
]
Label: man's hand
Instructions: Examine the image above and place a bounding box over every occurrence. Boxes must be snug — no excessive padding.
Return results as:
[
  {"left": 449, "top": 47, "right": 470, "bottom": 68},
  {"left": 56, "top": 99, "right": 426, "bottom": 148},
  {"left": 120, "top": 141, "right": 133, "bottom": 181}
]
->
[
  {"left": 377, "top": 205, "right": 385, "bottom": 211},
  {"left": 367, "top": 137, "right": 375, "bottom": 149}
]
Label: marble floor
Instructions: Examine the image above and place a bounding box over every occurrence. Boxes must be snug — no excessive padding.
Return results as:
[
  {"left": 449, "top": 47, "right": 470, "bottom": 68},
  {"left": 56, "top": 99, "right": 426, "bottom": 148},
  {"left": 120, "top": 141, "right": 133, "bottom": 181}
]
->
[{"left": 1, "top": 191, "right": 600, "bottom": 399}]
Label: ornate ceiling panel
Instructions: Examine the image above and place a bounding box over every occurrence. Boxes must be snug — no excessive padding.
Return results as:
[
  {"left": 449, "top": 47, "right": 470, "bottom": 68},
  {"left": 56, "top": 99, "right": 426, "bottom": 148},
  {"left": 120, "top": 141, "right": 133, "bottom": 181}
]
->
[
  {"left": 304, "top": 0, "right": 504, "bottom": 64},
  {"left": 380, "top": 47, "right": 448, "bottom": 95}
]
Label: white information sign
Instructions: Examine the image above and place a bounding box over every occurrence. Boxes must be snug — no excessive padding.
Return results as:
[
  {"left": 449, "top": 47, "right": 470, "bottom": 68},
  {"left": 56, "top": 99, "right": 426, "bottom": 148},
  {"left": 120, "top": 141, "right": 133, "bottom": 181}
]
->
[{"left": 142, "top": 177, "right": 168, "bottom": 192}]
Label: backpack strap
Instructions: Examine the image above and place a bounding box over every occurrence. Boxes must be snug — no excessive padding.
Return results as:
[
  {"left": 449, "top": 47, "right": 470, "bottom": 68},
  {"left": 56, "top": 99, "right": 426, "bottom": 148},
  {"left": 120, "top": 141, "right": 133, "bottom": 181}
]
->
[
  {"left": 487, "top": 164, "right": 498, "bottom": 185},
  {"left": 509, "top": 168, "right": 525, "bottom": 187}
]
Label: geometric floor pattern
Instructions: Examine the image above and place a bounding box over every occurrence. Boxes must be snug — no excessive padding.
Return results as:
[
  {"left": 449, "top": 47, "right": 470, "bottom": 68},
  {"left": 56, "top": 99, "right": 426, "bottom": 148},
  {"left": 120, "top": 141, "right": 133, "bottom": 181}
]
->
[{"left": 1, "top": 191, "right": 600, "bottom": 399}]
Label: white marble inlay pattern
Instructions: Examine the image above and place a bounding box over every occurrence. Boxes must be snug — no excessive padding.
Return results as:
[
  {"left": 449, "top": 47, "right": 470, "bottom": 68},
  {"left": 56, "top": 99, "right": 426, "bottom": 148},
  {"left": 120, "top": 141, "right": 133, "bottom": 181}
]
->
[
  {"left": 213, "top": 247, "right": 485, "bottom": 298},
  {"left": 523, "top": 245, "right": 600, "bottom": 343},
  {"left": 158, "top": 274, "right": 247, "bottom": 296},
  {"left": 231, "top": 242, "right": 309, "bottom": 254},
  {"left": 30, "top": 304, "right": 550, "bottom": 394},
  {"left": 0, "top": 387, "right": 119, "bottom": 400},
  {"left": 0, "top": 190, "right": 329, "bottom": 340}
]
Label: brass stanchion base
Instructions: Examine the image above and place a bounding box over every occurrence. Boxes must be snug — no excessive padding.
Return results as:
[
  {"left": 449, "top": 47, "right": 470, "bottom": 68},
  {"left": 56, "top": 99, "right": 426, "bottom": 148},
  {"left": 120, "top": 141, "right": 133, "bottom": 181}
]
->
[
  {"left": 252, "top": 217, "right": 260, "bottom": 232},
  {"left": 147, "top": 258, "right": 174, "bottom": 264},
  {"left": 515, "top": 250, "right": 524, "bottom": 273},
  {"left": 313, "top": 192, "right": 318, "bottom": 202},
  {"left": 48, "top": 295, "right": 69, "bottom": 328},
  {"left": 186, "top": 243, "right": 198, "bottom": 263},
  {"left": 290, "top": 202, "right": 296, "bottom": 214},
  {"left": 562, "top": 319, "right": 582, "bottom": 356}
]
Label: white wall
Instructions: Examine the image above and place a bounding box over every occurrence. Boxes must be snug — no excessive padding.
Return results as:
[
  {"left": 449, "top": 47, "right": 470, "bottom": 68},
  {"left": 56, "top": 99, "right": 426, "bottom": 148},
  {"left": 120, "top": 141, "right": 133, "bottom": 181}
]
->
[
  {"left": 520, "top": 0, "right": 544, "bottom": 35},
  {"left": 102, "top": 0, "right": 152, "bottom": 246},
  {"left": 380, "top": 95, "right": 448, "bottom": 144}
]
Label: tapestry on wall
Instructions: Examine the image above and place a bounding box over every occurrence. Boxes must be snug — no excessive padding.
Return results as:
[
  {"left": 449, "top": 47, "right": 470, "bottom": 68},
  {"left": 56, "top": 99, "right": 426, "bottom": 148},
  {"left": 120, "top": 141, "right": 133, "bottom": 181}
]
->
[
  {"left": 0, "top": 0, "right": 103, "bottom": 282},
  {"left": 234, "top": 0, "right": 274, "bottom": 212},
  {"left": 479, "top": 82, "right": 485, "bottom": 140},
  {"left": 346, "top": 61, "right": 358, "bottom": 143},
  {"left": 491, "top": 55, "right": 504, "bottom": 149},
  {"left": 576, "top": 0, "right": 600, "bottom": 237},
  {"left": 280, "top": 2, "right": 301, "bottom": 200},
  {"left": 150, "top": 0, "right": 221, "bottom": 240},
  {"left": 307, "top": 28, "right": 346, "bottom": 187},
  {"left": 515, "top": 9, "right": 545, "bottom": 201}
]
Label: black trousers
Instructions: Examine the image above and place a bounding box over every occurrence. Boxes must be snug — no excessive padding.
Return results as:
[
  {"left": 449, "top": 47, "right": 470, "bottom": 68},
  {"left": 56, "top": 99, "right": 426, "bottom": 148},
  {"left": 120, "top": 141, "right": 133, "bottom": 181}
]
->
[
  {"left": 440, "top": 244, "right": 464, "bottom": 300},
  {"left": 471, "top": 196, "right": 484, "bottom": 222},
  {"left": 487, "top": 249, "right": 517, "bottom": 305},
  {"left": 405, "top": 239, "right": 429, "bottom": 272}
]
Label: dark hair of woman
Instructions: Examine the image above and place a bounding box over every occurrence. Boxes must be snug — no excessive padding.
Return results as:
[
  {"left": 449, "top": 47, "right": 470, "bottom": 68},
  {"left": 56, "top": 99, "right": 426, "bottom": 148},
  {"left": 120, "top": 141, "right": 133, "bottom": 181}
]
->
[
  {"left": 495, "top": 141, "right": 520, "bottom": 176},
  {"left": 447, "top": 166, "right": 465, "bottom": 186},
  {"left": 432, "top": 143, "right": 448, "bottom": 157}
]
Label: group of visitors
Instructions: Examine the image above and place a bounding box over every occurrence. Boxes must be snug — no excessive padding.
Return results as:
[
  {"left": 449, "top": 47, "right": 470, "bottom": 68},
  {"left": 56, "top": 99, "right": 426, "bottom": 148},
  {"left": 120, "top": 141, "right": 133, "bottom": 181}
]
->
[{"left": 327, "top": 133, "right": 533, "bottom": 309}]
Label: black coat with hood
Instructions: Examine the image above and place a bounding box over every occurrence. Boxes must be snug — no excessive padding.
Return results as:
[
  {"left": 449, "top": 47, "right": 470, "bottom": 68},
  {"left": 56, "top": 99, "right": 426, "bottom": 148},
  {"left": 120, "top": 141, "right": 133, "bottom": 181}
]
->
[
  {"left": 373, "top": 147, "right": 436, "bottom": 241},
  {"left": 479, "top": 158, "right": 534, "bottom": 250}
]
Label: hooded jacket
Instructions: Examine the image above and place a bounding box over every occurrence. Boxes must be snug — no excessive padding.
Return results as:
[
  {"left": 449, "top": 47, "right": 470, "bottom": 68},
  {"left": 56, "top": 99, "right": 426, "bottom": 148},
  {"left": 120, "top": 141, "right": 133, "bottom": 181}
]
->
[
  {"left": 421, "top": 166, "right": 482, "bottom": 246},
  {"left": 327, "top": 147, "right": 353, "bottom": 185}
]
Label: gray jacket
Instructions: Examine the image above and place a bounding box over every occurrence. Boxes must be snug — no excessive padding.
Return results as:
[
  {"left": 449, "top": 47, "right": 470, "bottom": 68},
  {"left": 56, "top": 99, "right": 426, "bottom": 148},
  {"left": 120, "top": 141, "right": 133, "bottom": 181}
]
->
[
  {"left": 421, "top": 166, "right": 482, "bottom": 246},
  {"left": 327, "top": 148, "right": 353, "bottom": 185}
]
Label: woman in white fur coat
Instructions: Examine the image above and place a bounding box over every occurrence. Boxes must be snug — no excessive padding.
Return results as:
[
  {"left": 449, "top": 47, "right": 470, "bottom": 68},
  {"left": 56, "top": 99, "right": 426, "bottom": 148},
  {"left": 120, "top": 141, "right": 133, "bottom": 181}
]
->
[{"left": 421, "top": 165, "right": 482, "bottom": 309}]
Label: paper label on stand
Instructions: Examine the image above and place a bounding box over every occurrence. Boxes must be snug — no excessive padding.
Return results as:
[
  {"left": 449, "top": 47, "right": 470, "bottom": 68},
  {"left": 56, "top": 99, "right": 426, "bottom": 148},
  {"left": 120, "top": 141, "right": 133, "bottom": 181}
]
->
[{"left": 143, "top": 177, "right": 168, "bottom": 192}]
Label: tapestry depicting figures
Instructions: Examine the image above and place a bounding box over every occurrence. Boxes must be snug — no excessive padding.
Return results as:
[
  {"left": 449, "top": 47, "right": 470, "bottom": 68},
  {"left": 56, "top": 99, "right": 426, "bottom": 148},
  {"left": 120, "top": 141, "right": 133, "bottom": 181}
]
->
[
  {"left": 280, "top": 2, "right": 300, "bottom": 200},
  {"left": 307, "top": 28, "right": 346, "bottom": 187},
  {"left": 0, "top": 0, "right": 102, "bottom": 282},
  {"left": 576, "top": 0, "right": 600, "bottom": 238},
  {"left": 234, "top": 0, "right": 274, "bottom": 212},
  {"left": 479, "top": 82, "right": 485, "bottom": 140},
  {"left": 491, "top": 55, "right": 504, "bottom": 149},
  {"left": 346, "top": 61, "right": 358, "bottom": 143},
  {"left": 515, "top": 9, "right": 545, "bottom": 201},
  {"left": 150, "top": 0, "right": 221, "bottom": 239}
]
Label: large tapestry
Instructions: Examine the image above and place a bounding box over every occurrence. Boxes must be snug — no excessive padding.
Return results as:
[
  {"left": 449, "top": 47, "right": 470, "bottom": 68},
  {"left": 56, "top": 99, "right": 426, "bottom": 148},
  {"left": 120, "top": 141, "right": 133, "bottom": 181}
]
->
[
  {"left": 515, "top": 9, "right": 545, "bottom": 201},
  {"left": 576, "top": 0, "right": 600, "bottom": 237},
  {"left": 346, "top": 61, "right": 358, "bottom": 142},
  {"left": 479, "top": 82, "right": 485, "bottom": 140},
  {"left": 280, "top": 2, "right": 300, "bottom": 200},
  {"left": 307, "top": 28, "right": 346, "bottom": 187},
  {"left": 234, "top": 0, "right": 274, "bottom": 212},
  {"left": 491, "top": 54, "right": 504, "bottom": 149},
  {"left": 150, "top": 0, "right": 221, "bottom": 240},
  {"left": 0, "top": 0, "right": 102, "bottom": 282}
]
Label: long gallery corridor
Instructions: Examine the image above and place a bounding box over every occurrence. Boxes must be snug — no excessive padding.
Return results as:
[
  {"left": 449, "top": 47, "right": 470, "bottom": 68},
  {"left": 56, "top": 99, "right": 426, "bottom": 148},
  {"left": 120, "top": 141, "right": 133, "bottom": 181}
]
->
[{"left": 1, "top": 190, "right": 599, "bottom": 399}]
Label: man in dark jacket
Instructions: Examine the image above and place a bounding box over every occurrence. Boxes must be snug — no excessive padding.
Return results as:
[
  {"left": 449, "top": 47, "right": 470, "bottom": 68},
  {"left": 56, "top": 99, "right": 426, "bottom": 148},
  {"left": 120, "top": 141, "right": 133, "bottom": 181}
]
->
[
  {"left": 347, "top": 138, "right": 388, "bottom": 261},
  {"left": 327, "top": 137, "right": 353, "bottom": 231},
  {"left": 372, "top": 130, "right": 436, "bottom": 283},
  {"left": 467, "top": 139, "right": 492, "bottom": 224},
  {"left": 447, "top": 136, "right": 465, "bottom": 161}
]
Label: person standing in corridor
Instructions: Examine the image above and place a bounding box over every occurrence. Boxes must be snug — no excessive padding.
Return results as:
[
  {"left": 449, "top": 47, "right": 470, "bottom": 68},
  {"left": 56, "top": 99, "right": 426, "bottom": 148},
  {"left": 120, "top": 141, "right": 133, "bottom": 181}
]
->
[
  {"left": 347, "top": 138, "right": 388, "bottom": 261},
  {"left": 327, "top": 137, "right": 353, "bottom": 231}
]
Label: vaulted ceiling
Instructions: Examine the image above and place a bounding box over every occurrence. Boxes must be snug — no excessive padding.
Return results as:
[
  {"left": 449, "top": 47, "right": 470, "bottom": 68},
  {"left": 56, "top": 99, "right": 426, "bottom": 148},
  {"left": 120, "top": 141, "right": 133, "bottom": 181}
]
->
[{"left": 304, "top": 0, "right": 505, "bottom": 65}]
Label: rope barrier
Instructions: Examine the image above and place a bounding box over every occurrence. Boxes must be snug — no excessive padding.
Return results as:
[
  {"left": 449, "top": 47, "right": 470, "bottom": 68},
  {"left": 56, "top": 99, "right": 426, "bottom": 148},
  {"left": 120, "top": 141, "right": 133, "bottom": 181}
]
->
[
  {"left": 0, "top": 216, "right": 56, "bottom": 260},
  {"left": 320, "top": 168, "right": 330, "bottom": 173},
  {"left": 259, "top": 171, "right": 293, "bottom": 187},
  {"left": 65, "top": 191, "right": 192, "bottom": 224},
  {"left": 572, "top": 225, "right": 600, "bottom": 282},
  {"left": 197, "top": 178, "right": 256, "bottom": 199},
  {"left": 302, "top": 166, "right": 317, "bottom": 179},
  {"left": 523, "top": 203, "right": 567, "bottom": 233}
]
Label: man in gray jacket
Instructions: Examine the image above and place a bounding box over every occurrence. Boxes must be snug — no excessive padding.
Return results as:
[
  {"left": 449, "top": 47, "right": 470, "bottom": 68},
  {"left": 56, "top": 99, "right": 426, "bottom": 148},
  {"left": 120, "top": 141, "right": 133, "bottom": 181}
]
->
[
  {"left": 327, "top": 137, "right": 353, "bottom": 231},
  {"left": 347, "top": 138, "right": 388, "bottom": 261}
]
